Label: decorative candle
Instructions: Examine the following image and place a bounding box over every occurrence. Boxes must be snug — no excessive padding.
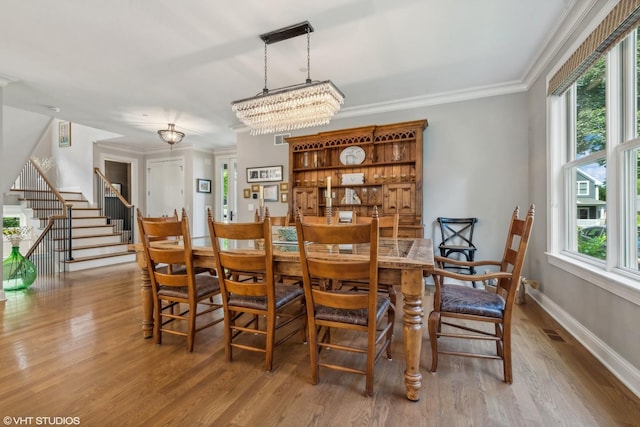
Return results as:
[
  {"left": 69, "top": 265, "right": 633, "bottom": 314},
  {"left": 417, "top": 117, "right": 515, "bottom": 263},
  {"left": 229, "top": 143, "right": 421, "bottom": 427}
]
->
[
  {"left": 326, "top": 176, "right": 331, "bottom": 195},
  {"left": 259, "top": 185, "right": 264, "bottom": 201}
]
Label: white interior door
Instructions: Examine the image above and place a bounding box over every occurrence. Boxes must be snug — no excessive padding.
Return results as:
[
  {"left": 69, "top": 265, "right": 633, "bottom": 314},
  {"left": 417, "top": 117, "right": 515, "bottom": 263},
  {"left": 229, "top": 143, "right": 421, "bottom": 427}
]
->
[{"left": 146, "top": 158, "right": 184, "bottom": 216}]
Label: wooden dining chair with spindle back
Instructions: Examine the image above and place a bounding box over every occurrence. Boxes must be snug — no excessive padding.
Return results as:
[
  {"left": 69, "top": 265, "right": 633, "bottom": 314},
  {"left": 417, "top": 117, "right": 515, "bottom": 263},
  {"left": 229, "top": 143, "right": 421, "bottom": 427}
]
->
[
  {"left": 296, "top": 211, "right": 394, "bottom": 396},
  {"left": 137, "top": 208, "right": 223, "bottom": 352},
  {"left": 344, "top": 208, "right": 399, "bottom": 305},
  {"left": 207, "top": 212, "right": 306, "bottom": 371}
]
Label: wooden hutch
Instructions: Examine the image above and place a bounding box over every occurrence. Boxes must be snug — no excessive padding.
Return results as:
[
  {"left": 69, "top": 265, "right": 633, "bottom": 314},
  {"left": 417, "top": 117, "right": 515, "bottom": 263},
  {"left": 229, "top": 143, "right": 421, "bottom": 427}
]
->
[{"left": 286, "top": 119, "right": 427, "bottom": 237}]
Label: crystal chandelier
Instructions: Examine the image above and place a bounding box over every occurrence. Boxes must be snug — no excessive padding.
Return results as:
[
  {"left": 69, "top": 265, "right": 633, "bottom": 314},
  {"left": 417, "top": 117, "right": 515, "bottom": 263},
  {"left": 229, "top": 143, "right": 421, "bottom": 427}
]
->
[
  {"left": 231, "top": 21, "right": 344, "bottom": 136},
  {"left": 157, "top": 123, "right": 185, "bottom": 147}
]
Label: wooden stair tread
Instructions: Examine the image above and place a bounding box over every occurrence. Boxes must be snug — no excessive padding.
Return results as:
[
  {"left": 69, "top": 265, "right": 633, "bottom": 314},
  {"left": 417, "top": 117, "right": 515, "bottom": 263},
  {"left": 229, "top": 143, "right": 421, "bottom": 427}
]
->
[
  {"left": 53, "top": 242, "right": 127, "bottom": 252},
  {"left": 49, "top": 233, "right": 123, "bottom": 241},
  {"left": 62, "top": 251, "right": 134, "bottom": 263}
]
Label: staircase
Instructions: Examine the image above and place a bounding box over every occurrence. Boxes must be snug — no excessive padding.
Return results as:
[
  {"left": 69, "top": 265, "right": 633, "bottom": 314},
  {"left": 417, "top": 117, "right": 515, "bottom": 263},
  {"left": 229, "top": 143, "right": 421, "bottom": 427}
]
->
[{"left": 14, "top": 189, "right": 135, "bottom": 272}]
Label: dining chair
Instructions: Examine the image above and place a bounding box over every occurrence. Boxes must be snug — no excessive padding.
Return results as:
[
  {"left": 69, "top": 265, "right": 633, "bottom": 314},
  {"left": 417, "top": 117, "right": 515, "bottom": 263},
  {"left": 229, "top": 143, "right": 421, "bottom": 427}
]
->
[
  {"left": 344, "top": 209, "right": 399, "bottom": 305},
  {"left": 297, "top": 207, "right": 340, "bottom": 224},
  {"left": 136, "top": 209, "right": 210, "bottom": 275},
  {"left": 137, "top": 208, "right": 223, "bottom": 352},
  {"left": 207, "top": 213, "right": 306, "bottom": 371},
  {"left": 436, "top": 216, "right": 479, "bottom": 286},
  {"left": 428, "top": 205, "right": 534, "bottom": 383},
  {"left": 295, "top": 212, "right": 394, "bottom": 396}
]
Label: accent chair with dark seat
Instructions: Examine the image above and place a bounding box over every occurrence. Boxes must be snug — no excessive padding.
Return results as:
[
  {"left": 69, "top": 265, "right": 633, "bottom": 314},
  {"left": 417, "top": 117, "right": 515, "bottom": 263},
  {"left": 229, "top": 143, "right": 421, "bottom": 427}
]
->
[
  {"left": 428, "top": 205, "right": 534, "bottom": 383},
  {"left": 437, "top": 216, "right": 478, "bottom": 285}
]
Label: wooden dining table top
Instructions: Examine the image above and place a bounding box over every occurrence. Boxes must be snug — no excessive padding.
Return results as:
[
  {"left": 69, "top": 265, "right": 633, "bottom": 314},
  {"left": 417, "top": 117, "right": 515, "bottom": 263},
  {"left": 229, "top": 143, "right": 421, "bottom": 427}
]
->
[{"left": 130, "top": 236, "right": 434, "bottom": 271}]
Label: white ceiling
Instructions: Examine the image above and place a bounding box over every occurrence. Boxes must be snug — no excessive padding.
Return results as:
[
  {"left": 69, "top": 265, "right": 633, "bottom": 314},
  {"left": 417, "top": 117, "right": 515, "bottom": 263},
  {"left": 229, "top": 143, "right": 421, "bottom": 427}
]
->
[{"left": 1, "top": 0, "right": 579, "bottom": 152}]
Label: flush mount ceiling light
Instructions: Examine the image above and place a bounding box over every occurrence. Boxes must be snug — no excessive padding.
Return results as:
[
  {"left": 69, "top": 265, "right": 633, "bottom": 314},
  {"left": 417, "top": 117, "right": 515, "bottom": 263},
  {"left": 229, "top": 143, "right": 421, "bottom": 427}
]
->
[
  {"left": 231, "top": 21, "right": 345, "bottom": 136},
  {"left": 157, "top": 123, "right": 185, "bottom": 148}
]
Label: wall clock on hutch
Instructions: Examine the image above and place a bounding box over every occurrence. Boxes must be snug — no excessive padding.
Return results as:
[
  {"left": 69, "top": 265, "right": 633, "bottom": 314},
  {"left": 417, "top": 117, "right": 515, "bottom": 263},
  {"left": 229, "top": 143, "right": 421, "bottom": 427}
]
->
[{"left": 286, "top": 119, "right": 428, "bottom": 237}]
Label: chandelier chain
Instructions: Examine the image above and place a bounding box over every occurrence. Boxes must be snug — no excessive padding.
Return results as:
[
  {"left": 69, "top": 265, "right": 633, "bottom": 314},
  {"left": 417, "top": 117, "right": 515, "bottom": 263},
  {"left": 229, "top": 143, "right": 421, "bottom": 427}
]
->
[
  {"left": 264, "top": 41, "right": 268, "bottom": 93},
  {"left": 306, "top": 28, "right": 311, "bottom": 83}
]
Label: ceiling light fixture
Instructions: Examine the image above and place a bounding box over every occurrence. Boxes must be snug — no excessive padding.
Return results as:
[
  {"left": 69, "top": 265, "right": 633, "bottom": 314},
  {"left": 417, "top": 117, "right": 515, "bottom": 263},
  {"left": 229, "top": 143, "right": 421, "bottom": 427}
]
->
[
  {"left": 157, "top": 123, "right": 185, "bottom": 148},
  {"left": 231, "top": 21, "right": 344, "bottom": 136}
]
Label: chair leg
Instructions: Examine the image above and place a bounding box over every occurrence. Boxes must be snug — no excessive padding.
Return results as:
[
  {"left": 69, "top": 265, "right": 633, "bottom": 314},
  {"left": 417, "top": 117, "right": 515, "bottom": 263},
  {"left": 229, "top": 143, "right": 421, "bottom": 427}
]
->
[
  {"left": 224, "top": 309, "right": 233, "bottom": 362},
  {"left": 502, "top": 323, "right": 512, "bottom": 384},
  {"left": 386, "top": 306, "right": 394, "bottom": 360},
  {"left": 265, "top": 314, "right": 276, "bottom": 371},
  {"left": 365, "top": 335, "right": 375, "bottom": 397},
  {"left": 154, "top": 300, "right": 162, "bottom": 346},
  {"left": 187, "top": 302, "right": 197, "bottom": 352},
  {"left": 308, "top": 322, "right": 319, "bottom": 385},
  {"left": 428, "top": 311, "right": 440, "bottom": 373}
]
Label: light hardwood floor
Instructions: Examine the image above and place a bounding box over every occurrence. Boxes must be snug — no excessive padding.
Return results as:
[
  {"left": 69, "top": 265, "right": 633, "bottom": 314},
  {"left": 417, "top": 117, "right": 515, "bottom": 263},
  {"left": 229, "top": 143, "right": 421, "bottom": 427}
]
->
[{"left": 1, "top": 263, "right": 639, "bottom": 426}]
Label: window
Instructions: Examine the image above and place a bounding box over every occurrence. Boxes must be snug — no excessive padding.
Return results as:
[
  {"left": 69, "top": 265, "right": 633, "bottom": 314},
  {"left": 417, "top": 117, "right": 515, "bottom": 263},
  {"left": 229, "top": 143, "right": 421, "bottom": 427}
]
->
[
  {"left": 550, "top": 24, "right": 640, "bottom": 288},
  {"left": 577, "top": 181, "right": 589, "bottom": 196}
]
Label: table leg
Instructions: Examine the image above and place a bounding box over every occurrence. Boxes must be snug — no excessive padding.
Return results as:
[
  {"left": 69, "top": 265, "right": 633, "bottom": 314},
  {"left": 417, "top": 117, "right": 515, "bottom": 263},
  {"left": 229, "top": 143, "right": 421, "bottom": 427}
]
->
[
  {"left": 401, "top": 268, "right": 425, "bottom": 401},
  {"left": 136, "top": 254, "right": 153, "bottom": 339}
]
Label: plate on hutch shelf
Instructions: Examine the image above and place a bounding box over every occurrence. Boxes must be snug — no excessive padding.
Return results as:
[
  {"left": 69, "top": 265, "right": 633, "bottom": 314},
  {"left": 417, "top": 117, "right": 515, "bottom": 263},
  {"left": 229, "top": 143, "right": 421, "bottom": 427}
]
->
[{"left": 339, "top": 146, "right": 366, "bottom": 165}]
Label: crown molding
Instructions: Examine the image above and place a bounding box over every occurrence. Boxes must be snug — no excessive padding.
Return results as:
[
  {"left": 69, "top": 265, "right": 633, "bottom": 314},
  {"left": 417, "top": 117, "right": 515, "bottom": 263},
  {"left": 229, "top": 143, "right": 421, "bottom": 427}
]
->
[{"left": 336, "top": 81, "right": 528, "bottom": 120}]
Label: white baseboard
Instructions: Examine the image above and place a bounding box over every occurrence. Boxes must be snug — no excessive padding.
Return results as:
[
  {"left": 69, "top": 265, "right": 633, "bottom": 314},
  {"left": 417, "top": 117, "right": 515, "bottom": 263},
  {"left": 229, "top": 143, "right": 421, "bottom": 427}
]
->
[{"left": 527, "top": 288, "right": 640, "bottom": 399}]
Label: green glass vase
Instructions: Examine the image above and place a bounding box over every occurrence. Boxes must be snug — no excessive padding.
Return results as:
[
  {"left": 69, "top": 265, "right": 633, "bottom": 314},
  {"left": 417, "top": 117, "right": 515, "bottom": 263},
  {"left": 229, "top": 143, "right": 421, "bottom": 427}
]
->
[{"left": 2, "top": 246, "right": 37, "bottom": 291}]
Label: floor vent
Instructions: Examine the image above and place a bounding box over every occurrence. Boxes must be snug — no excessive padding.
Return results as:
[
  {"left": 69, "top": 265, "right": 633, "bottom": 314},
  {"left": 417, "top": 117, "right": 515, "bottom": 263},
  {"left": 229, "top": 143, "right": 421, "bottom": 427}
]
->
[{"left": 542, "top": 328, "right": 565, "bottom": 342}]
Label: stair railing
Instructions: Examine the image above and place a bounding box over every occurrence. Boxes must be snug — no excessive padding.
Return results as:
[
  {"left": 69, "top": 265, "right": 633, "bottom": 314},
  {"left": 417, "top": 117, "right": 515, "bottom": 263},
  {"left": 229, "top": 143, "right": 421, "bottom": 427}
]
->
[
  {"left": 94, "top": 168, "right": 135, "bottom": 245},
  {"left": 12, "top": 158, "right": 73, "bottom": 274}
]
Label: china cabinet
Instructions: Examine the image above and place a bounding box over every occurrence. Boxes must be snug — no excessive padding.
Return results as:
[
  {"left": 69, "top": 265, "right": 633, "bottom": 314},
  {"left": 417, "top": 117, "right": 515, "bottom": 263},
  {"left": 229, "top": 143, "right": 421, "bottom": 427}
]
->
[{"left": 286, "top": 119, "right": 427, "bottom": 237}]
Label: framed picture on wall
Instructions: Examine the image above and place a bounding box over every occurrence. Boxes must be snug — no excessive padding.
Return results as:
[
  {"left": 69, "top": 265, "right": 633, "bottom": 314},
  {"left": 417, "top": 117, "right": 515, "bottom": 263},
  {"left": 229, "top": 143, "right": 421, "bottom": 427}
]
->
[
  {"left": 246, "top": 165, "right": 283, "bottom": 183},
  {"left": 197, "top": 179, "right": 211, "bottom": 193},
  {"left": 59, "top": 121, "right": 71, "bottom": 147},
  {"left": 243, "top": 188, "right": 251, "bottom": 198},
  {"left": 263, "top": 184, "right": 278, "bottom": 201}
]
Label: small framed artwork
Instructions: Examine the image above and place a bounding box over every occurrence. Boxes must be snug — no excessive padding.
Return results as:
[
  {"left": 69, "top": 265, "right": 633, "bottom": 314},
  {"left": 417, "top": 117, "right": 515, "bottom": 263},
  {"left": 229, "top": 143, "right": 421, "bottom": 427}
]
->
[
  {"left": 247, "top": 165, "right": 283, "bottom": 183},
  {"left": 279, "top": 182, "right": 289, "bottom": 192},
  {"left": 59, "top": 121, "right": 71, "bottom": 147},
  {"left": 280, "top": 192, "right": 288, "bottom": 203},
  {"left": 251, "top": 184, "right": 260, "bottom": 193},
  {"left": 263, "top": 184, "right": 278, "bottom": 202},
  {"left": 197, "top": 179, "right": 211, "bottom": 193},
  {"left": 243, "top": 188, "right": 251, "bottom": 198}
]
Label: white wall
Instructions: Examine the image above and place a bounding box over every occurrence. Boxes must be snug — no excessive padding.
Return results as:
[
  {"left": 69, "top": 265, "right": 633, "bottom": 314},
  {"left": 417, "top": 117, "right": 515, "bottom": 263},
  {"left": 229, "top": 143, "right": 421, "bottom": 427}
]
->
[
  {"left": 237, "top": 93, "right": 530, "bottom": 263},
  {"left": 51, "top": 121, "right": 120, "bottom": 202},
  {"left": 191, "top": 149, "right": 215, "bottom": 238}
]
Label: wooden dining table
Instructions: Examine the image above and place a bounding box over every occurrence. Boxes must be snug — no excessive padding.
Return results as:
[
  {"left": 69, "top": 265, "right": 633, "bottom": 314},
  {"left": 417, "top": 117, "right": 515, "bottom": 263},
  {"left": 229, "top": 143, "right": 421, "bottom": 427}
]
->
[{"left": 129, "top": 236, "right": 434, "bottom": 401}]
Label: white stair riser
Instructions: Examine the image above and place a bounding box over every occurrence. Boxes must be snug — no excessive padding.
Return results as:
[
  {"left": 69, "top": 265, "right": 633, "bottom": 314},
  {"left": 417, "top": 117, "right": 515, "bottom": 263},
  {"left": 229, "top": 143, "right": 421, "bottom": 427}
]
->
[
  {"left": 72, "top": 209, "right": 101, "bottom": 218},
  {"left": 72, "top": 217, "right": 107, "bottom": 227},
  {"left": 70, "top": 245, "right": 129, "bottom": 258},
  {"left": 67, "top": 200, "right": 90, "bottom": 208},
  {"left": 58, "top": 192, "right": 85, "bottom": 201},
  {"left": 54, "top": 235, "right": 122, "bottom": 249},
  {"left": 65, "top": 254, "right": 136, "bottom": 272},
  {"left": 72, "top": 226, "right": 114, "bottom": 237}
]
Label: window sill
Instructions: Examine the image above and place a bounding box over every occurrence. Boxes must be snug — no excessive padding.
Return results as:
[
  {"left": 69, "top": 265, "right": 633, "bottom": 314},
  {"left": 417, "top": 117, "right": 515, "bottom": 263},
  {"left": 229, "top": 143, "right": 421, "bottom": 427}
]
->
[{"left": 546, "top": 252, "right": 640, "bottom": 307}]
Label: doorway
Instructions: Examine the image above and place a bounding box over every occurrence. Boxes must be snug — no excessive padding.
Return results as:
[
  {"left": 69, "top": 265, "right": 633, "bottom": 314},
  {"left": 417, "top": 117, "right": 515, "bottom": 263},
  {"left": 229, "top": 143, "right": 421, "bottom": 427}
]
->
[
  {"left": 214, "top": 154, "right": 237, "bottom": 223},
  {"left": 146, "top": 158, "right": 185, "bottom": 217}
]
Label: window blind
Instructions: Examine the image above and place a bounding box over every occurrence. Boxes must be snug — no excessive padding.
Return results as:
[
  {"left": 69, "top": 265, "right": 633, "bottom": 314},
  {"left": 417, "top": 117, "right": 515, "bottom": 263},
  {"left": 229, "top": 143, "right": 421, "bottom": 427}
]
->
[{"left": 549, "top": 0, "right": 640, "bottom": 96}]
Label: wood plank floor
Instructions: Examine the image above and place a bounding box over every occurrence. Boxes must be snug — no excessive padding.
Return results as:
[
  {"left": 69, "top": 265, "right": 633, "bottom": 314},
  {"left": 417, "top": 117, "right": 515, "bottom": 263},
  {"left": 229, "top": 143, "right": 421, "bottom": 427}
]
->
[{"left": 1, "top": 263, "right": 639, "bottom": 426}]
